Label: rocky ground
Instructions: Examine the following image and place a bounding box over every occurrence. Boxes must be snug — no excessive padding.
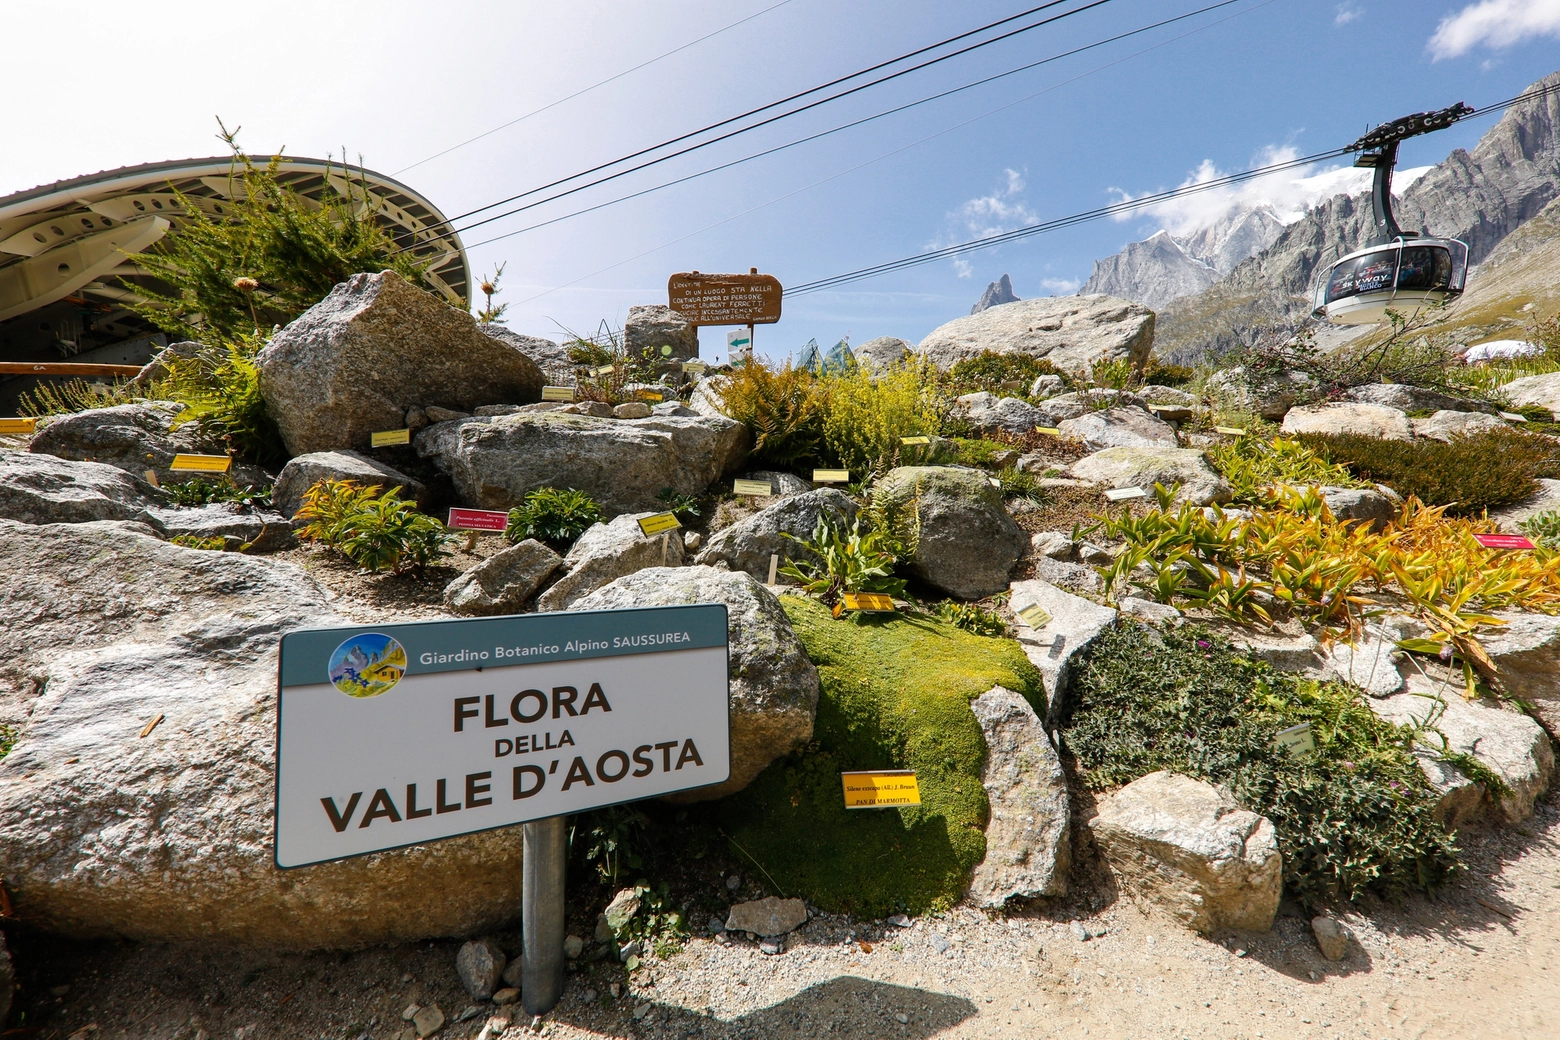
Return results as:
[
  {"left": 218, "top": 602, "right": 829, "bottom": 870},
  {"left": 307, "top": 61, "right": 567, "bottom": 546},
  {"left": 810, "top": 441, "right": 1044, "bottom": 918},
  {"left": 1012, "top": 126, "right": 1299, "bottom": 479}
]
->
[{"left": 5, "top": 783, "right": 1555, "bottom": 1040}]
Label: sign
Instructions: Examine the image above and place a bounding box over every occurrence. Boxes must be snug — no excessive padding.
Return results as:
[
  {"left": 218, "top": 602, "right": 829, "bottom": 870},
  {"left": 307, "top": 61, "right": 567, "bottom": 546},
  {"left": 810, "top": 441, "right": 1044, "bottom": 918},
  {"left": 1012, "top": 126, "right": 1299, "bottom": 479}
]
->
[
  {"left": 726, "top": 329, "right": 751, "bottom": 357},
  {"left": 274, "top": 606, "right": 731, "bottom": 868},
  {"left": 1104, "top": 486, "right": 1145, "bottom": 501},
  {"left": 0, "top": 417, "right": 36, "bottom": 435},
  {"left": 370, "top": 428, "right": 411, "bottom": 447},
  {"left": 1274, "top": 722, "right": 1316, "bottom": 760},
  {"left": 668, "top": 271, "right": 783, "bottom": 326},
  {"left": 541, "top": 386, "right": 576, "bottom": 402},
  {"left": 682, "top": 361, "right": 707, "bottom": 376},
  {"left": 1214, "top": 426, "right": 1247, "bottom": 436},
  {"left": 813, "top": 469, "right": 849, "bottom": 483},
  {"left": 1499, "top": 411, "right": 1528, "bottom": 422},
  {"left": 899, "top": 436, "right": 930, "bottom": 446},
  {"left": 592, "top": 364, "right": 616, "bottom": 377},
  {"left": 639, "top": 391, "right": 664, "bottom": 402},
  {"left": 842, "top": 592, "right": 895, "bottom": 612},
  {"left": 733, "top": 479, "right": 773, "bottom": 496},
  {"left": 1474, "top": 533, "right": 1536, "bottom": 550},
  {"left": 1034, "top": 426, "right": 1061, "bottom": 436},
  {"left": 169, "top": 453, "right": 232, "bottom": 473},
  {"left": 1016, "top": 602, "right": 1052, "bottom": 629},
  {"left": 636, "top": 512, "right": 682, "bottom": 536},
  {"left": 448, "top": 508, "right": 510, "bottom": 532},
  {"left": 842, "top": 770, "right": 921, "bottom": 809}
]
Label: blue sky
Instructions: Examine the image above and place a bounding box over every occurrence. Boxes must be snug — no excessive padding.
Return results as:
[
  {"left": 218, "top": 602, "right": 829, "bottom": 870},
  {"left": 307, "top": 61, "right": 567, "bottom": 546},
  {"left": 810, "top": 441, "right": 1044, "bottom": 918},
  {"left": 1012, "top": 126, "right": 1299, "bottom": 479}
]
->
[{"left": 3, "top": 0, "right": 1558, "bottom": 360}]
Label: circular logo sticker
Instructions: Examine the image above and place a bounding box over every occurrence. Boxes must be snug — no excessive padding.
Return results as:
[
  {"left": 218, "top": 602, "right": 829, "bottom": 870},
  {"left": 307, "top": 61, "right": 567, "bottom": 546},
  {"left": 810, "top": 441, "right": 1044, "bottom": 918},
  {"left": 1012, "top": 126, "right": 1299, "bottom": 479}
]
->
[{"left": 328, "top": 632, "right": 406, "bottom": 698}]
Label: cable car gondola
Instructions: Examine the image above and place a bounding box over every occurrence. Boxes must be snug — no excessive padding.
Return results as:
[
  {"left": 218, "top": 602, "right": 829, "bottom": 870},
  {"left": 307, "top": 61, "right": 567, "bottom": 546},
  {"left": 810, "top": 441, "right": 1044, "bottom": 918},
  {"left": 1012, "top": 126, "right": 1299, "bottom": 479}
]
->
[{"left": 1312, "top": 102, "right": 1474, "bottom": 325}]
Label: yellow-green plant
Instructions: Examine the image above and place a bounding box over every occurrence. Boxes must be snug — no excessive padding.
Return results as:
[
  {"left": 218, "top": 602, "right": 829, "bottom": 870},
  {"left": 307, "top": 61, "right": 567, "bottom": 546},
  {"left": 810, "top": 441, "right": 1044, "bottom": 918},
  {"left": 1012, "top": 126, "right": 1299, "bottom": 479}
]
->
[
  {"left": 296, "top": 479, "right": 449, "bottom": 574},
  {"left": 713, "top": 361, "right": 824, "bottom": 466},
  {"left": 159, "top": 337, "right": 287, "bottom": 466},
  {"left": 1207, "top": 436, "right": 1370, "bottom": 504},
  {"left": 818, "top": 359, "right": 947, "bottom": 473}
]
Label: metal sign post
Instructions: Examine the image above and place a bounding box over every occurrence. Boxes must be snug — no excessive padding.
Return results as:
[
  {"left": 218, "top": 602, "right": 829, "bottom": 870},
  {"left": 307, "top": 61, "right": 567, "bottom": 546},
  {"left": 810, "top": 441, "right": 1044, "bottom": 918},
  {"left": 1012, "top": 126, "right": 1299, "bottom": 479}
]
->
[{"left": 273, "top": 605, "right": 731, "bottom": 1017}]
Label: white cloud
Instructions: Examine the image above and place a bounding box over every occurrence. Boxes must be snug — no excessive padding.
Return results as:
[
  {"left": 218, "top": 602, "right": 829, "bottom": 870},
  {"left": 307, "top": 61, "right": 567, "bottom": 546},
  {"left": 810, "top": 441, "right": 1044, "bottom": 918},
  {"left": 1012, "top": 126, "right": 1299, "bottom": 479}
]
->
[
  {"left": 935, "top": 169, "right": 1038, "bottom": 276},
  {"left": 1041, "top": 277, "right": 1080, "bottom": 294},
  {"left": 1334, "top": 3, "right": 1364, "bottom": 25},
  {"left": 1428, "top": 0, "right": 1560, "bottom": 60}
]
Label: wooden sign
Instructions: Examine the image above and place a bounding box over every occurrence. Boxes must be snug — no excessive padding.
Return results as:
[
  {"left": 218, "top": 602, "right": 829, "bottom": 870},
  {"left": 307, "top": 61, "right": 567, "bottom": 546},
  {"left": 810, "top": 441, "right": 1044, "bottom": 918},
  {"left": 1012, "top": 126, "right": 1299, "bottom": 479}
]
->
[
  {"left": 636, "top": 512, "right": 682, "bottom": 536},
  {"left": 1474, "top": 533, "right": 1536, "bottom": 550},
  {"left": 733, "top": 479, "right": 773, "bottom": 496},
  {"left": 899, "top": 436, "right": 931, "bottom": 446},
  {"left": 813, "top": 469, "right": 849, "bottom": 483},
  {"left": 1034, "top": 426, "right": 1061, "bottom": 436},
  {"left": 1104, "top": 486, "right": 1145, "bottom": 501},
  {"left": 370, "top": 428, "right": 411, "bottom": 447},
  {"left": 0, "top": 417, "right": 37, "bottom": 435},
  {"left": 1214, "top": 426, "right": 1247, "bottom": 436},
  {"left": 667, "top": 271, "right": 782, "bottom": 326},
  {"left": 842, "top": 770, "right": 921, "bottom": 809},
  {"left": 1016, "top": 602, "right": 1052, "bottom": 629},
  {"left": 842, "top": 592, "right": 894, "bottom": 612},
  {"left": 447, "top": 508, "right": 510, "bottom": 532},
  {"left": 169, "top": 453, "right": 232, "bottom": 473},
  {"left": 541, "top": 386, "right": 576, "bottom": 402},
  {"left": 1274, "top": 722, "right": 1316, "bottom": 760}
]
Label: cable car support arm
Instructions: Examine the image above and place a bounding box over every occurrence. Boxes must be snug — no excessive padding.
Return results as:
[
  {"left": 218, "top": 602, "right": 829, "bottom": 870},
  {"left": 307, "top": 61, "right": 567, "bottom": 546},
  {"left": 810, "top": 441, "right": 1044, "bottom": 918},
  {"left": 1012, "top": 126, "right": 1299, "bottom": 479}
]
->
[{"left": 1348, "top": 102, "right": 1474, "bottom": 244}]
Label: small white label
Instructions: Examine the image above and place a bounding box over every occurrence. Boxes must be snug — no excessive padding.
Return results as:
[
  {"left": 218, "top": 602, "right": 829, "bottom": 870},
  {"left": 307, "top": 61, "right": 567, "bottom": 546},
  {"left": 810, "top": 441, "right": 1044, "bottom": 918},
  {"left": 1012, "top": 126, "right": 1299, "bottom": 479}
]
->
[
  {"left": 1274, "top": 722, "right": 1316, "bottom": 759},
  {"left": 1016, "top": 602, "right": 1052, "bottom": 629},
  {"left": 1500, "top": 411, "right": 1529, "bottom": 422},
  {"left": 1104, "top": 486, "right": 1145, "bottom": 501}
]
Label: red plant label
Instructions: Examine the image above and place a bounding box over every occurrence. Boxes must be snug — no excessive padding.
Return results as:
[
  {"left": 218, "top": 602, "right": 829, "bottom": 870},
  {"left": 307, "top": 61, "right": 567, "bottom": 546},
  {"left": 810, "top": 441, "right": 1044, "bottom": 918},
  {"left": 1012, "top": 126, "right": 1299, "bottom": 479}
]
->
[
  {"left": 447, "top": 508, "right": 510, "bottom": 532},
  {"left": 1473, "top": 533, "right": 1536, "bottom": 550}
]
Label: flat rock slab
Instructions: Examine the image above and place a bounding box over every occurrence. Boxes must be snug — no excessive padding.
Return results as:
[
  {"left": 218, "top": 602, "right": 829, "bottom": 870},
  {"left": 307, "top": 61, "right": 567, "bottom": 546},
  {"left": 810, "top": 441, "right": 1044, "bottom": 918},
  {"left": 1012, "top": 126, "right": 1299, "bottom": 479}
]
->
[
  {"left": 272, "top": 449, "right": 429, "bottom": 517},
  {"left": 416, "top": 411, "right": 749, "bottom": 517},
  {"left": 1343, "top": 383, "right": 1495, "bottom": 415},
  {"left": 1058, "top": 407, "right": 1178, "bottom": 451},
  {"left": 1280, "top": 402, "right": 1412, "bottom": 440},
  {"left": 1007, "top": 578, "right": 1117, "bottom": 731},
  {"left": 966, "top": 685, "right": 1071, "bottom": 907},
  {"left": 0, "top": 449, "right": 163, "bottom": 526},
  {"left": 1490, "top": 477, "right": 1560, "bottom": 532},
  {"left": 445, "top": 538, "right": 564, "bottom": 615},
  {"left": 1499, "top": 371, "right": 1560, "bottom": 416},
  {"left": 1410, "top": 410, "right": 1506, "bottom": 442},
  {"left": 954, "top": 392, "right": 1058, "bottom": 436},
  {"left": 916, "top": 295, "right": 1155, "bottom": 378},
  {"left": 1069, "top": 446, "right": 1231, "bottom": 505},
  {"left": 726, "top": 897, "right": 808, "bottom": 937},
  {"left": 1481, "top": 610, "right": 1560, "bottom": 740},
  {"left": 1090, "top": 770, "right": 1281, "bottom": 934},
  {"left": 537, "top": 513, "right": 686, "bottom": 612}
]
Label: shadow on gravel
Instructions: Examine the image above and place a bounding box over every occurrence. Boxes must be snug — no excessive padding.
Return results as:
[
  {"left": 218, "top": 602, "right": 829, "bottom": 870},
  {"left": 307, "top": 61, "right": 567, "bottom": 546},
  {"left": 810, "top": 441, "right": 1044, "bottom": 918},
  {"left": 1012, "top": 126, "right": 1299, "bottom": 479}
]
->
[{"left": 549, "top": 975, "right": 977, "bottom": 1039}]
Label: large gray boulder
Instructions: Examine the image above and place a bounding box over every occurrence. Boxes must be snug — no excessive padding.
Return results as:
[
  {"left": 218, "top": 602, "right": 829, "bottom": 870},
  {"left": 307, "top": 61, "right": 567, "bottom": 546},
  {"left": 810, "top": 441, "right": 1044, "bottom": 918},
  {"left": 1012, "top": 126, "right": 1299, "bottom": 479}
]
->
[
  {"left": 573, "top": 567, "right": 820, "bottom": 800},
  {"left": 479, "top": 324, "right": 576, "bottom": 383},
  {"left": 1491, "top": 477, "right": 1560, "bottom": 531},
  {"left": 624, "top": 304, "right": 698, "bottom": 361},
  {"left": 0, "top": 519, "right": 530, "bottom": 946},
  {"left": 916, "top": 295, "right": 1154, "bottom": 378},
  {"left": 1342, "top": 383, "right": 1496, "bottom": 415},
  {"left": 966, "top": 686, "right": 1071, "bottom": 908},
  {"left": 536, "top": 513, "right": 686, "bottom": 612},
  {"left": 1204, "top": 367, "right": 1312, "bottom": 421},
  {"left": 1280, "top": 402, "right": 1413, "bottom": 440},
  {"left": 28, "top": 401, "right": 270, "bottom": 488},
  {"left": 416, "top": 412, "right": 749, "bottom": 517},
  {"left": 1480, "top": 611, "right": 1560, "bottom": 739},
  {"left": 1409, "top": 410, "right": 1506, "bottom": 442},
  {"left": 256, "top": 270, "right": 544, "bottom": 455},
  {"left": 1496, "top": 371, "right": 1560, "bottom": 416},
  {"left": 695, "top": 488, "right": 858, "bottom": 581},
  {"left": 1008, "top": 578, "right": 1117, "bottom": 730},
  {"left": 1058, "top": 407, "right": 1178, "bottom": 451},
  {"left": 0, "top": 449, "right": 162, "bottom": 526},
  {"left": 952, "top": 392, "right": 1057, "bottom": 436},
  {"left": 443, "top": 538, "right": 564, "bottom": 615},
  {"left": 1069, "top": 446, "right": 1231, "bottom": 506},
  {"left": 1043, "top": 388, "right": 1144, "bottom": 422},
  {"left": 148, "top": 502, "right": 296, "bottom": 552},
  {"left": 1089, "top": 771, "right": 1281, "bottom": 934},
  {"left": 271, "top": 449, "right": 429, "bottom": 518},
  {"left": 853, "top": 336, "right": 912, "bottom": 372},
  {"left": 875, "top": 466, "right": 1025, "bottom": 599}
]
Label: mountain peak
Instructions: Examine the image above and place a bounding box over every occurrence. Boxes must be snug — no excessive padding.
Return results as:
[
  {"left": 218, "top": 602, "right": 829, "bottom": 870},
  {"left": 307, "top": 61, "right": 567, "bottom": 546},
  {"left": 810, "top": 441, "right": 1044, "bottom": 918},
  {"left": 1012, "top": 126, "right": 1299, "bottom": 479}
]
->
[{"left": 971, "top": 273, "right": 1020, "bottom": 314}]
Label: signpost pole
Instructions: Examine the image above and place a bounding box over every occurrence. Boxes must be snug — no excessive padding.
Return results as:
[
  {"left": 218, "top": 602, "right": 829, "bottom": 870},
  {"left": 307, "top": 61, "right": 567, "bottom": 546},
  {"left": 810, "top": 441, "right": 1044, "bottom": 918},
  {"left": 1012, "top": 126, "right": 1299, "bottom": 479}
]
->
[{"left": 521, "top": 815, "right": 568, "bottom": 1016}]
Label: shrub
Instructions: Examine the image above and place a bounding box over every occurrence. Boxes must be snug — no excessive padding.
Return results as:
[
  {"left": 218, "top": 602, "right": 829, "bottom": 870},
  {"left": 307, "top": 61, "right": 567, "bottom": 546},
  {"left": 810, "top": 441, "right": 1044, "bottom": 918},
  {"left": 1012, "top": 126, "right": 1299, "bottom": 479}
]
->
[
  {"left": 995, "top": 466, "right": 1046, "bottom": 506},
  {"left": 160, "top": 339, "right": 287, "bottom": 466},
  {"left": 0, "top": 724, "right": 15, "bottom": 761},
  {"left": 163, "top": 477, "right": 271, "bottom": 508},
  {"left": 1089, "top": 356, "right": 1139, "bottom": 389},
  {"left": 655, "top": 487, "right": 703, "bottom": 524},
  {"left": 296, "top": 479, "right": 448, "bottom": 574},
  {"left": 504, "top": 487, "right": 604, "bottom": 551},
  {"left": 1065, "top": 622, "right": 1462, "bottom": 905},
  {"left": 1207, "top": 436, "right": 1369, "bottom": 504},
  {"left": 933, "top": 600, "right": 1008, "bottom": 637},
  {"left": 818, "top": 360, "right": 947, "bottom": 473},
  {"left": 1235, "top": 312, "right": 1479, "bottom": 402},
  {"left": 1300, "top": 427, "right": 1551, "bottom": 515},
  {"left": 1520, "top": 508, "right": 1560, "bottom": 549},
  {"left": 713, "top": 362, "right": 824, "bottom": 467},
  {"left": 946, "top": 351, "right": 1064, "bottom": 397},
  {"left": 1142, "top": 359, "right": 1195, "bottom": 386},
  {"left": 780, "top": 512, "right": 908, "bottom": 608}
]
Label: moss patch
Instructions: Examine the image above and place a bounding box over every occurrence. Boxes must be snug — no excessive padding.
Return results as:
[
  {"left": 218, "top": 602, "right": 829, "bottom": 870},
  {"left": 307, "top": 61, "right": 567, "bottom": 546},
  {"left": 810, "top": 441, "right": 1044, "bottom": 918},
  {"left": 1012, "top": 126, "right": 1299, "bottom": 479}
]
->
[{"left": 716, "top": 596, "right": 1045, "bottom": 916}]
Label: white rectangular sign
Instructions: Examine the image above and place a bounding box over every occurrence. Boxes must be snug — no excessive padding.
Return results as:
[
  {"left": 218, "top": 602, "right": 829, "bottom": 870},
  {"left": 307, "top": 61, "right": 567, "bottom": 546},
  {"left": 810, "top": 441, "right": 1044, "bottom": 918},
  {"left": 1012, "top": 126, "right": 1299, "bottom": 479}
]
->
[{"left": 275, "top": 605, "right": 730, "bottom": 868}]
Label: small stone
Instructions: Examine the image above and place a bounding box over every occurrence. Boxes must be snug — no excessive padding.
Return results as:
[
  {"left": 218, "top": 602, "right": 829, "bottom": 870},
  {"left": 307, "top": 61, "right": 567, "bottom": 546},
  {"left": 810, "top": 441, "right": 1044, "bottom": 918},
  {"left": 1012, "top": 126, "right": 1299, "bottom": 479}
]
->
[
  {"left": 612, "top": 402, "right": 652, "bottom": 419},
  {"left": 604, "top": 887, "right": 643, "bottom": 933},
  {"left": 895, "top": 1013, "right": 910, "bottom": 1024},
  {"left": 633, "top": 1003, "right": 652, "bottom": 1020},
  {"left": 402, "top": 1005, "right": 421, "bottom": 1021},
  {"left": 563, "top": 934, "right": 585, "bottom": 959},
  {"left": 684, "top": 531, "right": 703, "bottom": 551},
  {"left": 1311, "top": 916, "right": 1349, "bottom": 961},
  {"left": 411, "top": 1005, "right": 445, "bottom": 1038},
  {"left": 725, "top": 896, "right": 808, "bottom": 937},
  {"left": 581, "top": 988, "right": 598, "bottom": 1003},
  {"left": 619, "top": 940, "right": 643, "bottom": 963},
  {"left": 1071, "top": 921, "right": 1091, "bottom": 941},
  {"left": 707, "top": 915, "right": 726, "bottom": 934},
  {"left": 610, "top": 983, "right": 622, "bottom": 998},
  {"left": 456, "top": 939, "right": 507, "bottom": 999},
  {"left": 726, "top": 873, "right": 742, "bottom": 891},
  {"left": 500, "top": 957, "right": 523, "bottom": 989},
  {"left": 887, "top": 914, "right": 912, "bottom": 928},
  {"left": 930, "top": 934, "right": 951, "bottom": 954},
  {"left": 492, "top": 988, "right": 519, "bottom": 1006},
  {"left": 1030, "top": 530, "right": 1075, "bottom": 560},
  {"left": 455, "top": 1005, "right": 483, "bottom": 1023},
  {"left": 594, "top": 914, "right": 614, "bottom": 943},
  {"left": 759, "top": 938, "right": 784, "bottom": 955}
]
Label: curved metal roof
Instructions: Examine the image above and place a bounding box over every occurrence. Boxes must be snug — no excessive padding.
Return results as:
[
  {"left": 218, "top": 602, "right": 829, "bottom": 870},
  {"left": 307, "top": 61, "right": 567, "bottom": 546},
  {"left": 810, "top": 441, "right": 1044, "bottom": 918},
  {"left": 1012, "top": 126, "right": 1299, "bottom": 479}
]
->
[{"left": 0, "top": 156, "right": 468, "bottom": 326}]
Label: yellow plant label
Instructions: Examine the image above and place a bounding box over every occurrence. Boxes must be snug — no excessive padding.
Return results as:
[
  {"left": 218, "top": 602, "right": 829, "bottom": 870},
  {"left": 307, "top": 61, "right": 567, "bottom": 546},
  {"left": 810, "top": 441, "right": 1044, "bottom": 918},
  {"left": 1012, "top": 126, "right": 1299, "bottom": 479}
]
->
[
  {"left": 813, "top": 469, "right": 850, "bottom": 483},
  {"left": 1016, "top": 602, "right": 1052, "bottom": 629},
  {"left": 0, "top": 417, "right": 36, "bottom": 435},
  {"left": 541, "top": 385, "right": 576, "bottom": 402},
  {"left": 1104, "top": 486, "right": 1145, "bottom": 501},
  {"left": 169, "top": 453, "right": 232, "bottom": 473},
  {"left": 734, "top": 479, "right": 773, "bottom": 496},
  {"left": 592, "top": 364, "right": 616, "bottom": 376},
  {"left": 682, "top": 361, "right": 707, "bottom": 375},
  {"left": 1275, "top": 722, "right": 1316, "bottom": 759},
  {"left": 842, "top": 591, "right": 894, "bottom": 612},
  {"left": 842, "top": 770, "right": 921, "bottom": 809},
  {"left": 1214, "top": 425, "right": 1247, "bottom": 436},
  {"left": 636, "top": 512, "right": 682, "bottom": 536},
  {"left": 1034, "top": 426, "right": 1062, "bottom": 436},
  {"left": 370, "top": 428, "right": 411, "bottom": 447},
  {"left": 640, "top": 391, "right": 664, "bottom": 402},
  {"left": 899, "top": 436, "right": 931, "bottom": 446}
]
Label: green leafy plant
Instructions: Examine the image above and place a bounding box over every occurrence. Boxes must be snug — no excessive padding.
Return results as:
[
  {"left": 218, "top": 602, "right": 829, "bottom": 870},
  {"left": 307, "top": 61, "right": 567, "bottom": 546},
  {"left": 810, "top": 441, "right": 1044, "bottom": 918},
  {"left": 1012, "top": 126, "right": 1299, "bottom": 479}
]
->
[
  {"left": 159, "top": 339, "right": 287, "bottom": 466},
  {"left": 504, "top": 487, "right": 605, "bottom": 551},
  {"left": 995, "top": 466, "right": 1046, "bottom": 505},
  {"left": 656, "top": 487, "right": 703, "bottom": 523},
  {"left": 1089, "top": 356, "right": 1140, "bottom": 390},
  {"left": 579, "top": 805, "right": 649, "bottom": 888},
  {"left": 18, "top": 377, "right": 150, "bottom": 417},
  {"left": 128, "top": 123, "right": 432, "bottom": 342},
  {"left": 1066, "top": 622, "right": 1462, "bottom": 905},
  {"left": 819, "top": 359, "right": 949, "bottom": 473},
  {"left": 946, "top": 351, "right": 1065, "bottom": 398},
  {"left": 296, "top": 479, "right": 449, "bottom": 574},
  {"left": 780, "top": 512, "right": 908, "bottom": 608},
  {"left": 163, "top": 477, "right": 271, "bottom": 508},
  {"left": 1207, "top": 436, "right": 1370, "bottom": 504},
  {"left": 1300, "top": 427, "right": 1553, "bottom": 515},
  {"left": 170, "top": 534, "right": 227, "bottom": 551},
  {"left": 610, "top": 880, "right": 688, "bottom": 966},
  {"left": 933, "top": 600, "right": 1008, "bottom": 637},
  {"left": 714, "top": 361, "right": 825, "bottom": 466},
  {"left": 0, "top": 723, "right": 15, "bottom": 761},
  {"left": 1519, "top": 507, "right": 1560, "bottom": 549}
]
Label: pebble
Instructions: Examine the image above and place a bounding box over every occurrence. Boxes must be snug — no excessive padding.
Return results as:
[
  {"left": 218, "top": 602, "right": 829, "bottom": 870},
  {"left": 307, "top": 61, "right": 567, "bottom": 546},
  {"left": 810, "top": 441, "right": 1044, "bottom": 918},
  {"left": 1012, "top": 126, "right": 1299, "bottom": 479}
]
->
[
  {"left": 759, "top": 939, "right": 784, "bottom": 955},
  {"left": 581, "top": 988, "right": 599, "bottom": 1003},
  {"left": 895, "top": 1013, "right": 910, "bottom": 1024},
  {"left": 707, "top": 915, "right": 726, "bottom": 934},
  {"left": 411, "top": 1005, "right": 445, "bottom": 1038},
  {"left": 726, "top": 873, "right": 743, "bottom": 891},
  {"left": 455, "top": 1005, "right": 483, "bottom": 1023},
  {"left": 1312, "top": 917, "right": 1349, "bottom": 961},
  {"left": 402, "top": 1005, "right": 421, "bottom": 1021},
  {"left": 492, "top": 988, "right": 520, "bottom": 1006},
  {"left": 1071, "top": 921, "right": 1092, "bottom": 941},
  {"left": 887, "top": 914, "right": 912, "bottom": 928},
  {"left": 610, "top": 983, "right": 622, "bottom": 998},
  {"left": 930, "top": 934, "right": 951, "bottom": 954},
  {"left": 563, "top": 934, "right": 585, "bottom": 959},
  {"left": 633, "top": 1002, "right": 652, "bottom": 1020}
]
